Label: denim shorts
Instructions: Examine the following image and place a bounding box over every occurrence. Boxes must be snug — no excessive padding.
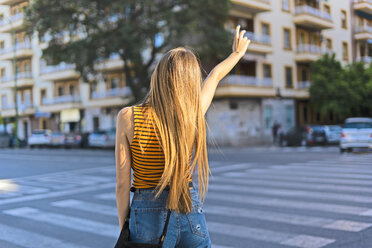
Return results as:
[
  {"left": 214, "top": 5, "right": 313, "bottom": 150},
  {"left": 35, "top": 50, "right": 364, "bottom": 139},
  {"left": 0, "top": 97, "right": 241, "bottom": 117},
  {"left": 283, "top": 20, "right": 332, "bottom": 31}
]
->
[{"left": 129, "top": 186, "right": 212, "bottom": 248}]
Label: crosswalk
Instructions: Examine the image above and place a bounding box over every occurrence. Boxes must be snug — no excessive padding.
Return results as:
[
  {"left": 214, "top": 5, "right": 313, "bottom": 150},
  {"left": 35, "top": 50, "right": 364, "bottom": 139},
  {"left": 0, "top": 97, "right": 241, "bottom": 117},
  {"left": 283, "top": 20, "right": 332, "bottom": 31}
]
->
[{"left": 0, "top": 154, "right": 371, "bottom": 247}]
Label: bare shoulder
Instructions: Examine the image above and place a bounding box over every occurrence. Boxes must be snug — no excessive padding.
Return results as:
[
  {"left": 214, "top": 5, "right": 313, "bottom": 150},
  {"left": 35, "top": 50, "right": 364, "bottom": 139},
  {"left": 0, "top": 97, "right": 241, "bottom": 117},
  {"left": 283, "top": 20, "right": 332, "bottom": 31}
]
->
[{"left": 117, "top": 106, "right": 135, "bottom": 142}]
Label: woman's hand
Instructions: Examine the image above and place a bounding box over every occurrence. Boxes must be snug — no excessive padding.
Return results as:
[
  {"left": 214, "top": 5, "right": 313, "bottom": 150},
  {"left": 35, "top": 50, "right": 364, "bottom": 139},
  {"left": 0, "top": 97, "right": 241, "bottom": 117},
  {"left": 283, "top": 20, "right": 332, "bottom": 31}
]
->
[{"left": 232, "top": 25, "right": 250, "bottom": 57}]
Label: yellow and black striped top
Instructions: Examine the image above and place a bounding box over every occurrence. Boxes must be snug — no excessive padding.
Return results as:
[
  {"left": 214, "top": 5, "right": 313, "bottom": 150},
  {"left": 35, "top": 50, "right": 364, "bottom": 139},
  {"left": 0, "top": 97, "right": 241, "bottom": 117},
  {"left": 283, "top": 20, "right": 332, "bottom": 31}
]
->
[{"left": 130, "top": 102, "right": 192, "bottom": 188}]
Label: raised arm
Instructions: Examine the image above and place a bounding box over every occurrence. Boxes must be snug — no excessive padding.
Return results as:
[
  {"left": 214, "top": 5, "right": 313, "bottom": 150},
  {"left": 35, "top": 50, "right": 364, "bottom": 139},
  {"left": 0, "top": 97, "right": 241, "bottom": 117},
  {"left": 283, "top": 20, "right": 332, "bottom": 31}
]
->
[
  {"left": 115, "top": 107, "right": 132, "bottom": 230},
  {"left": 201, "top": 25, "right": 250, "bottom": 116}
]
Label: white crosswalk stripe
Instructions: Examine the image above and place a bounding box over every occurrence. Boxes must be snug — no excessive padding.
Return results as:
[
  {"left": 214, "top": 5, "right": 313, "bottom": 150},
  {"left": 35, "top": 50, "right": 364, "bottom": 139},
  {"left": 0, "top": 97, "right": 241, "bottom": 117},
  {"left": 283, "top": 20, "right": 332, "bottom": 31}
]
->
[
  {"left": 51, "top": 199, "right": 117, "bottom": 216},
  {"left": 3, "top": 207, "right": 119, "bottom": 238},
  {"left": 0, "top": 223, "right": 90, "bottom": 248},
  {"left": 207, "top": 222, "right": 335, "bottom": 248},
  {"left": 204, "top": 205, "right": 372, "bottom": 232}
]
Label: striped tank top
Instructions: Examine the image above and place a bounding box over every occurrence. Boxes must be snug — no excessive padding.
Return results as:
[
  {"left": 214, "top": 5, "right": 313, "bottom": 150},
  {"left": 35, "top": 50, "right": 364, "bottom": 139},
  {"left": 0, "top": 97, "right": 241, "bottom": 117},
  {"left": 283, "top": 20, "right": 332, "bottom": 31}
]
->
[{"left": 130, "top": 102, "right": 193, "bottom": 188}]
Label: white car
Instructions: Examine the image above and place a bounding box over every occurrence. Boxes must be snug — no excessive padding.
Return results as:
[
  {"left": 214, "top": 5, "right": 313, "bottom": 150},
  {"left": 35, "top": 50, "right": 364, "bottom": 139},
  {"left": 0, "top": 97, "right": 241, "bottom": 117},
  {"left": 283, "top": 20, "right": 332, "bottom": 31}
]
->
[
  {"left": 340, "top": 118, "right": 372, "bottom": 153},
  {"left": 324, "top": 125, "right": 342, "bottom": 144},
  {"left": 28, "top": 129, "right": 52, "bottom": 148},
  {"left": 88, "top": 129, "right": 116, "bottom": 148}
]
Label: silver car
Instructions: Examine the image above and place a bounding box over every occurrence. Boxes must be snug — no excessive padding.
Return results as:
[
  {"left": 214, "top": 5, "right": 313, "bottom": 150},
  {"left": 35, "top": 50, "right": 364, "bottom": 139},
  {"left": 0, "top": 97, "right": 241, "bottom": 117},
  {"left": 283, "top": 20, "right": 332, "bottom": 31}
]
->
[
  {"left": 88, "top": 129, "right": 116, "bottom": 148},
  {"left": 324, "top": 125, "right": 342, "bottom": 144},
  {"left": 340, "top": 118, "right": 372, "bottom": 153}
]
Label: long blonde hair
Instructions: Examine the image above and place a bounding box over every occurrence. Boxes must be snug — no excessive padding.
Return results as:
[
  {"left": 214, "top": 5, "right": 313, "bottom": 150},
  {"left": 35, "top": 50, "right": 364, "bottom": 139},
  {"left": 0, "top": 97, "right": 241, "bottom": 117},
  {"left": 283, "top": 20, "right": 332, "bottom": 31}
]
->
[{"left": 140, "top": 47, "right": 210, "bottom": 213}]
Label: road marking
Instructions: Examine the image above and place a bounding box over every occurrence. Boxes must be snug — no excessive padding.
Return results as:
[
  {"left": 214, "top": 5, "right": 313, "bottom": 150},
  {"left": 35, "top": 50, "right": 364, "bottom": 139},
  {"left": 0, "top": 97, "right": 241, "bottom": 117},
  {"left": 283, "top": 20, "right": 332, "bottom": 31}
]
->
[
  {"left": 211, "top": 163, "right": 253, "bottom": 173},
  {"left": 208, "top": 184, "right": 372, "bottom": 203},
  {"left": 205, "top": 205, "right": 372, "bottom": 232},
  {"left": 0, "top": 183, "right": 115, "bottom": 206},
  {"left": 224, "top": 172, "right": 372, "bottom": 186},
  {"left": 210, "top": 176, "right": 372, "bottom": 194},
  {"left": 0, "top": 223, "right": 91, "bottom": 248},
  {"left": 208, "top": 222, "right": 334, "bottom": 248},
  {"left": 3, "top": 207, "right": 119, "bottom": 238},
  {"left": 271, "top": 163, "right": 372, "bottom": 175},
  {"left": 95, "top": 192, "right": 116, "bottom": 200},
  {"left": 246, "top": 169, "right": 372, "bottom": 180},
  {"left": 51, "top": 199, "right": 117, "bottom": 216},
  {"left": 206, "top": 192, "right": 371, "bottom": 215}
]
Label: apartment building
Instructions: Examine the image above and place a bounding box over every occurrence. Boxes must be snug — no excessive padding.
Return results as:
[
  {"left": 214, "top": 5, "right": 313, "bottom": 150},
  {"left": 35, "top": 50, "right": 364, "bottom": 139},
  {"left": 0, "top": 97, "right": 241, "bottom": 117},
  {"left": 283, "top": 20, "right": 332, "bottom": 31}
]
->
[
  {"left": 206, "top": 0, "right": 353, "bottom": 146},
  {"left": 0, "top": 0, "right": 363, "bottom": 146},
  {"left": 0, "top": 0, "right": 133, "bottom": 141}
]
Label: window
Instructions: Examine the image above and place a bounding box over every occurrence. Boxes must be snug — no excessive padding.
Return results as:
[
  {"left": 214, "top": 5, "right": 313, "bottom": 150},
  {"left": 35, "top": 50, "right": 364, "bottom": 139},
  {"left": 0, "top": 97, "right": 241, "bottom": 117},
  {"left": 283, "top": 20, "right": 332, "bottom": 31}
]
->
[
  {"left": 286, "top": 105, "right": 294, "bottom": 127},
  {"left": 324, "top": 4, "right": 331, "bottom": 15},
  {"left": 24, "top": 63, "right": 30, "bottom": 73},
  {"left": 40, "top": 89, "right": 46, "bottom": 105},
  {"left": 90, "top": 82, "right": 97, "bottom": 98},
  {"left": 0, "top": 68, "right": 5, "bottom": 80},
  {"left": 283, "top": 28, "right": 292, "bottom": 50},
  {"left": 285, "top": 66, "right": 293, "bottom": 88},
  {"left": 282, "top": 0, "right": 290, "bottom": 12},
  {"left": 58, "top": 86, "right": 63, "bottom": 96},
  {"left": 1, "top": 95, "right": 6, "bottom": 107},
  {"left": 326, "top": 38, "right": 332, "bottom": 50},
  {"left": 342, "top": 42, "right": 348, "bottom": 61},
  {"left": 111, "top": 78, "right": 119, "bottom": 89},
  {"left": 263, "top": 64, "right": 272, "bottom": 78},
  {"left": 262, "top": 23, "right": 270, "bottom": 37},
  {"left": 69, "top": 85, "right": 75, "bottom": 95},
  {"left": 264, "top": 105, "right": 273, "bottom": 130},
  {"left": 341, "top": 10, "right": 347, "bottom": 29},
  {"left": 0, "top": 41, "right": 4, "bottom": 50}
]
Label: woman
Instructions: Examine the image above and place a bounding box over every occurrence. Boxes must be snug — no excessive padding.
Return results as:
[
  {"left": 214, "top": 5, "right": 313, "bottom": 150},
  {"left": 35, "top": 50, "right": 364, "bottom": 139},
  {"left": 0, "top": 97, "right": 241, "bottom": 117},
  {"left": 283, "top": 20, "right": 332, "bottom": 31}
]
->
[{"left": 115, "top": 25, "right": 250, "bottom": 247}]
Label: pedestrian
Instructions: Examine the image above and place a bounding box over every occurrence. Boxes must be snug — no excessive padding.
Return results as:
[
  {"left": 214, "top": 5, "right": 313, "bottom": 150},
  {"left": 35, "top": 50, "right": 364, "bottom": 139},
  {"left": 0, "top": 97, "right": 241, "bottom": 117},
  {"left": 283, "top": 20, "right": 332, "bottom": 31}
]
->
[
  {"left": 272, "top": 121, "right": 280, "bottom": 145},
  {"left": 115, "top": 25, "right": 250, "bottom": 247}
]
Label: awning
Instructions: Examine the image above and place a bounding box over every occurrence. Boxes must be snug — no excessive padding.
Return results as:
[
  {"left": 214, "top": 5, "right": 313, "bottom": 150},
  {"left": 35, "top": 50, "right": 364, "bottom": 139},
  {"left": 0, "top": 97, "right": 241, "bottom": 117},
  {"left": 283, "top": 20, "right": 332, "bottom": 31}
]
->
[{"left": 60, "top": 109, "right": 80, "bottom": 122}]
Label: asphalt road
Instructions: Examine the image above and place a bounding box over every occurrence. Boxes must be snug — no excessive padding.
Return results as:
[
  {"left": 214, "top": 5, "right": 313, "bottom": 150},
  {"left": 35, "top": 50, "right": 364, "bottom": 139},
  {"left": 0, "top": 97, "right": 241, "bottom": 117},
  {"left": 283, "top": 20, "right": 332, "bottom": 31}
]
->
[{"left": 0, "top": 146, "right": 371, "bottom": 248}]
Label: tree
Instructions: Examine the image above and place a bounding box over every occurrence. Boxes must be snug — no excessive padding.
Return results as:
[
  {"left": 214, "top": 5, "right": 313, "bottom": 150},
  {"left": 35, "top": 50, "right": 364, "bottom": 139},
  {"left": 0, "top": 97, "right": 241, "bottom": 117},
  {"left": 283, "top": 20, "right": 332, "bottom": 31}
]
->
[
  {"left": 24, "top": 0, "right": 231, "bottom": 105},
  {"left": 309, "top": 53, "right": 372, "bottom": 120}
]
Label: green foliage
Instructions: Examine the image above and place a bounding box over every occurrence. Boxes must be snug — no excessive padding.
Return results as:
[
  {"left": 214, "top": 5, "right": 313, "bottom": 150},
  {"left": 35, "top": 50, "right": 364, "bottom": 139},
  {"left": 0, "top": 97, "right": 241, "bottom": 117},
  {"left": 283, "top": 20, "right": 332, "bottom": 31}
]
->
[
  {"left": 24, "top": 0, "right": 231, "bottom": 104},
  {"left": 309, "top": 53, "right": 372, "bottom": 119}
]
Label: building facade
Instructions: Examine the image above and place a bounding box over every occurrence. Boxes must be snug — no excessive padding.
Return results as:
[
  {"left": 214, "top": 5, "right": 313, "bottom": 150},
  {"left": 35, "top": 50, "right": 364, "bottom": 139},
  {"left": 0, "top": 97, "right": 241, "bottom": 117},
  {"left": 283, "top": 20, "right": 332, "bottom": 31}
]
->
[
  {"left": 0, "top": 0, "right": 366, "bottom": 146},
  {"left": 207, "top": 0, "right": 355, "bottom": 146}
]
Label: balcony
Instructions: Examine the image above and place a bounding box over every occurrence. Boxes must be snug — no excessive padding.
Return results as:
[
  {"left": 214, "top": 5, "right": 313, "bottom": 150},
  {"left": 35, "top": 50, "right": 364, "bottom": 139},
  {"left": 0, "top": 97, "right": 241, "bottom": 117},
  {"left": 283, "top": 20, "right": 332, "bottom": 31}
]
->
[
  {"left": 0, "top": 41, "right": 32, "bottom": 60},
  {"left": 1, "top": 101, "right": 34, "bottom": 117},
  {"left": 230, "top": 0, "right": 270, "bottom": 14},
  {"left": 295, "top": 44, "right": 331, "bottom": 62},
  {"left": 354, "top": 0, "right": 372, "bottom": 15},
  {"left": 0, "top": 13, "right": 25, "bottom": 33},
  {"left": 94, "top": 53, "right": 124, "bottom": 71},
  {"left": 0, "top": 0, "right": 26, "bottom": 5},
  {"left": 356, "top": 56, "right": 372, "bottom": 63},
  {"left": 86, "top": 87, "right": 133, "bottom": 108},
  {"left": 297, "top": 81, "right": 311, "bottom": 90},
  {"left": 294, "top": 6, "right": 333, "bottom": 30},
  {"left": 40, "top": 62, "right": 80, "bottom": 81},
  {"left": 40, "top": 95, "right": 82, "bottom": 112},
  {"left": 0, "top": 72, "right": 33, "bottom": 88},
  {"left": 245, "top": 31, "right": 272, "bottom": 54},
  {"left": 215, "top": 75, "right": 276, "bottom": 97},
  {"left": 355, "top": 25, "right": 372, "bottom": 40}
]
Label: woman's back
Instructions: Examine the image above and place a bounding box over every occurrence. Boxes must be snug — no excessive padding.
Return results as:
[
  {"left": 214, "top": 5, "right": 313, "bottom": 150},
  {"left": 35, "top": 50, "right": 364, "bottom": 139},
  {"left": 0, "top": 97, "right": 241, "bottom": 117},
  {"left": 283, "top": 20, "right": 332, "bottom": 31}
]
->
[{"left": 130, "top": 102, "right": 192, "bottom": 189}]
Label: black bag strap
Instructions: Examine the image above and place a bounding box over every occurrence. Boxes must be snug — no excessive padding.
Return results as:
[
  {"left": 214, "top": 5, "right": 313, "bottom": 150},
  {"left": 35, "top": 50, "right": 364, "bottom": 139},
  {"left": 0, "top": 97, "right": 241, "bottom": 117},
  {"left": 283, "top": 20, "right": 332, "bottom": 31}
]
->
[{"left": 158, "top": 209, "right": 171, "bottom": 245}]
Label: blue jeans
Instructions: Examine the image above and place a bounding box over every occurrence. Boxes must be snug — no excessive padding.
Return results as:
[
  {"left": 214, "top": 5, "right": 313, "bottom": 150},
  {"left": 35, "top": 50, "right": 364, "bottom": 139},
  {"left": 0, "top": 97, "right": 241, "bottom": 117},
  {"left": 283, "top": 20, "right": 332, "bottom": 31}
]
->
[{"left": 129, "top": 186, "right": 212, "bottom": 248}]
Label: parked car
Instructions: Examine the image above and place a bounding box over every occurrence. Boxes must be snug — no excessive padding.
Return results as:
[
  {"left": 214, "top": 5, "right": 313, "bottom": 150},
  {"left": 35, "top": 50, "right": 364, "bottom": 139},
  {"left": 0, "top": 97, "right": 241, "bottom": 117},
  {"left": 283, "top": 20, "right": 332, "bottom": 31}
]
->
[
  {"left": 0, "top": 132, "right": 11, "bottom": 148},
  {"left": 279, "top": 125, "right": 327, "bottom": 146},
  {"left": 28, "top": 129, "right": 52, "bottom": 148},
  {"left": 64, "top": 132, "right": 83, "bottom": 148},
  {"left": 50, "top": 132, "right": 66, "bottom": 147},
  {"left": 340, "top": 117, "right": 372, "bottom": 153},
  {"left": 88, "top": 129, "right": 116, "bottom": 148},
  {"left": 324, "top": 125, "right": 342, "bottom": 145}
]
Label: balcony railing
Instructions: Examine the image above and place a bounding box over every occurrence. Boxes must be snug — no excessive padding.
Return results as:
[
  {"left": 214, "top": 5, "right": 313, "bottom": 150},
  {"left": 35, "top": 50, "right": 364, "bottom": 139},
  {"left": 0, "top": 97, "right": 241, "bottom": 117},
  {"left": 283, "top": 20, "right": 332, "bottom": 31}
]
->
[
  {"left": 91, "top": 87, "right": 132, "bottom": 99},
  {"left": 354, "top": 0, "right": 372, "bottom": 3},
  {"left": 245, "top": 31, "right": 271, "bottom": 45},
  {"left": 1, "top": 71, "right": 32, "bottom": 82},
  {"left": 355, "top": 25, "right": 372, "bottom": 33},
  {"left": 0, "top": 40, "right": 31, "bottom": 54},
  {"left": 40, "top": 62, "right": 76, "bottom": 74},
  {"left": 2, "top": 101, "right": 33, "bottom": 111},
  {"left": 295, "top": 6, "right": 332, "bottom": 21},
  {"left": 220, "top": 75, "right": 273, "bottom": 87},
  {"left": 297, "top": 81, "right": 311, "bottom": 89},
  {"left": 357, "top": 56, "right": 372, "bottom": 63},
  {"left": 0, "top": 12, "right": 24, "bottom": 26},
  {"left": 42, "top": 95, "right": 81, "bottom": 105},
  {"left": 296, "top": 44, "right": 332, "bottom": 54}
]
